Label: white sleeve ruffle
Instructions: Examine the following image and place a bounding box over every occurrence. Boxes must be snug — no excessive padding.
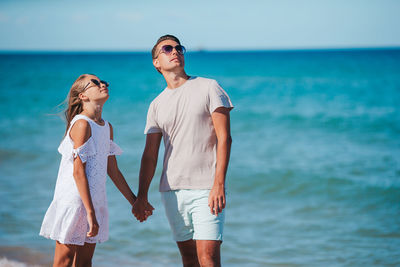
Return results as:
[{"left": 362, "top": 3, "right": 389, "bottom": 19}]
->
[
  {"left": 58, "top": 136, "right": 96, "bottom": 163},
  {"left": 109, "top": 140, "right": 123, "bottom": 156}
]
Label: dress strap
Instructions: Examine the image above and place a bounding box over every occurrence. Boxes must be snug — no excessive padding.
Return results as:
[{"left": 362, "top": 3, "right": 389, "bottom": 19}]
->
[
  {"left": 66, "top": 115, "right": 91, "bottom": 136},
  {"left": 70, "top": 114, "right": 90, "bottom": 125},
  {"left": 58, "top": 115, "right": 95, "bottom": 160}
]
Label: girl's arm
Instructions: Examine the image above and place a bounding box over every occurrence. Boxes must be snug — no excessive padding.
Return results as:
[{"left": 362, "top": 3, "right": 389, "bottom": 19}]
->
[
  {"left": 107, "top": 123, "right": 137, "bottom": 206},
  {"left": 70, "top": 119, "right": 99, "bottom": 237}
]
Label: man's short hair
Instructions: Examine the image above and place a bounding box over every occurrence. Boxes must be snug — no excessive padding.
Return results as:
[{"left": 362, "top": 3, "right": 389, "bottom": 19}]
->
[{"left": 151, "top": 34, "right": 181, "bottom": 59}]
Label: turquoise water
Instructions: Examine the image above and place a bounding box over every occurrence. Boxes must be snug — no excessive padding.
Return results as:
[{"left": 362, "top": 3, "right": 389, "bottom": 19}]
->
[{"left": 0, "top": 50, "right": 399, "bottom": 266}]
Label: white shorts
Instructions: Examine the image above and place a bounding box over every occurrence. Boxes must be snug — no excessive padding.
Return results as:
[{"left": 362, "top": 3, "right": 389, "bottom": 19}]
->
[{"left": 161, "top": 189, "right": 225, "bottom": 242}]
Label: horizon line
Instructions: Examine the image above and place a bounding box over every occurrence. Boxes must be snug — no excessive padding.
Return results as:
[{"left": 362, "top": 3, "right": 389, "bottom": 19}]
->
[{"left": 0, "top": 46, "right": 399, "bottom": 54}]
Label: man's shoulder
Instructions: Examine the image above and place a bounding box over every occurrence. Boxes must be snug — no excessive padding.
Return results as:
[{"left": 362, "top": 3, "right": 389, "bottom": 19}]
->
[
  {"left": 149, "top": 89, "right": 168, "bottom": 105},
  {"left": 190, "top": 76, "right": 216, "bottom": 85},
  {"left": 188, "top": 77, "right": 220, "bottom": 93}
]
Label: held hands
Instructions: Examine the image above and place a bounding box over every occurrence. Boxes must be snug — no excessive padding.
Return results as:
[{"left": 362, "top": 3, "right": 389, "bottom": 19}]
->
[
  {"left": 131, "top": 197, "right": 155, "bottom": 222},
  {"left": 86, "top": 211, "right": 99, "bottom": 237},
  {"left": 209, "top": 184, "right": 226, "bottom": 216}
]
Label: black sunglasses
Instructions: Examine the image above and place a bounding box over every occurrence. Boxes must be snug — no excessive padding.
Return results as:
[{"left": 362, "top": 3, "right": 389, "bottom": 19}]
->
[
  {"left": 156, "top": 45, "right": 186, "bottom": 58},
  {"left": 83, "top": 79, "right": 109, "bottom": 91}
]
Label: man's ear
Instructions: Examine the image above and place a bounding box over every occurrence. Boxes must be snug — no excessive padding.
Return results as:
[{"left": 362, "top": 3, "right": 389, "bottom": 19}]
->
[
  {"left": 153, "top": 58, "right": 160, "bottom": 69},
  {"left": 153, "top": 58, "right": 162, "bottom": 74}
]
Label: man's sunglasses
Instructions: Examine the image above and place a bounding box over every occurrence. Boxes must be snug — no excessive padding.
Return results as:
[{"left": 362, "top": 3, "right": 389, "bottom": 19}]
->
[
  {"left": 156, "top": 45, "right": 186, "bottom": 58},
  {"left": 83, "top": 79, "right": 109, "bottom": 91}
]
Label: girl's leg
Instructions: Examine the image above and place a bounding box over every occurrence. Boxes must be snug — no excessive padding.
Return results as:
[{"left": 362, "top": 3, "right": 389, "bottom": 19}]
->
[
  {"left": 75, "top": 242, "right": 96, "bottom": 267},
  {"left": 53, "top": 241, "right": 77, "bottom": 267}
]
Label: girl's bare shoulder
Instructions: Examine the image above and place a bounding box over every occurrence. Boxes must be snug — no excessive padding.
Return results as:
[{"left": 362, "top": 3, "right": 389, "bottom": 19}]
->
[{"left": 70, "top": 119, "right": 91, "bottom": 147}]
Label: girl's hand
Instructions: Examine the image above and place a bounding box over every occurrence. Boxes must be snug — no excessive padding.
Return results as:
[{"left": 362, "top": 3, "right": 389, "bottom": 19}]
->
[
  {"left": 86, "top": 212, "right": 99, "bottom": 237},
  {"left": 132, "top": 197, "right": 154, "bottom": 222},
  {"left": 144, "top": 202, "right": 155, "bottom": 219}
]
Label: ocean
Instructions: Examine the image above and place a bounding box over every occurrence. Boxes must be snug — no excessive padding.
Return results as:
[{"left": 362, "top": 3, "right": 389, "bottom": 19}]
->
[{"left": 0, "top": 49, "right": 399, "bottom": 266}]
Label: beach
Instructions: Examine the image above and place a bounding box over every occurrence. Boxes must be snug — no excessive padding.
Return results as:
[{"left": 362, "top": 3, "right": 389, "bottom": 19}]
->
[
  {"left": 0, "top": 246, "right": 50, "bottom": 267},
  {"left": 0, "top": 50, "right": 399, "bottom": 266}
]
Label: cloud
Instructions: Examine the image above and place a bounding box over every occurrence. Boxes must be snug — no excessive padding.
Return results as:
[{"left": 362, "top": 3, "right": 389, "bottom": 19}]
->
[
  {"left": 15, "top": 15, "right": 30, "bottom": 26},
  {"left": 115, "top": 11, "right": 143, "bottom": 23},
  {"left": 0, "top": 12, "right": 10, "bottom": 23},
  {"left": 71, "top": 12, "right": 90, "bottom": 23}
]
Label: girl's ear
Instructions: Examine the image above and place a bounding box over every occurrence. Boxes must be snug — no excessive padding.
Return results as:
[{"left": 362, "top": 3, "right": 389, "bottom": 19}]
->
[{"left": 78, "top": 92, "right": 88, "bottom": 101}]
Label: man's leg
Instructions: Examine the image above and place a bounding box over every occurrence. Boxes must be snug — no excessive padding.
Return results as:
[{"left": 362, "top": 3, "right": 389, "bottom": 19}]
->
[
  {"left": 177, "top": 239, "right": 200, "bottom": 267},
  {"left": 191, "top": 190, "right": 224, "bottom": 267},
  {"left": 196, "top": 240, "right": 221, "bottom": 267},
  {"left": 162, "top": 191, "right": 198, "bottom": 266}
]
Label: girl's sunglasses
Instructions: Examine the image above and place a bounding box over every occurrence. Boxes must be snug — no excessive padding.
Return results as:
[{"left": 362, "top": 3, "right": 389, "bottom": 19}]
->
[
  {"left": 157, "top": 45, "right": 186, "bottom": 57},
  {"left": 83, "top": 79, "right": 109, "bottom": 91}
]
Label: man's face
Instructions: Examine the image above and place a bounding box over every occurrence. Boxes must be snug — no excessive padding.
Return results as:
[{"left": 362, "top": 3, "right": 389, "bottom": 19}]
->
[{"left": 153, "top": 40, "right": 185, "bottom": 73}]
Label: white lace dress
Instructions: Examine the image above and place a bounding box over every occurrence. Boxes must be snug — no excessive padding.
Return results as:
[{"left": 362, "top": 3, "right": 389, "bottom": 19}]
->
[{"left": 39, "top": 114, "right": 122, "bottom": 245}]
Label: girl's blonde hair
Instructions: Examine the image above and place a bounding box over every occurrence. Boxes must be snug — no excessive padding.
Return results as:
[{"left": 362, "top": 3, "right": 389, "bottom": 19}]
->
[{"left": 64, "top": 74, "right": 91, "bottom": 135}]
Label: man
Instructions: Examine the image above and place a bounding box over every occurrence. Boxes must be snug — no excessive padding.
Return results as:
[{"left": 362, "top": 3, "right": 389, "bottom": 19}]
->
[{"left": 132, "top": 34, "right": 233, "bottom": 267}]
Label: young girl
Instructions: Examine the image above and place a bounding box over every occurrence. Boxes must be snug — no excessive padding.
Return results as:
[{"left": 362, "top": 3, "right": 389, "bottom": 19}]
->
[{"left": 39, "top": 74, "right": 148, "bottom": 267}]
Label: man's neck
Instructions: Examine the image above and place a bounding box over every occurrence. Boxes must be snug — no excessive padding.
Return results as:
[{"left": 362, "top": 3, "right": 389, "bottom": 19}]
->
[{"left": 163, "top": 70, "right": 190, "bottom": 89}]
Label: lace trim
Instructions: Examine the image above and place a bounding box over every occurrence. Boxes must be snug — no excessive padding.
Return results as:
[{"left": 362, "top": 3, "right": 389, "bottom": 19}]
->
[
  {"left": 109, "top": 140, "right": 123, "bottom": 156},
  {"left": 72, "top": 137, "right": 97, "bottom": 163}
]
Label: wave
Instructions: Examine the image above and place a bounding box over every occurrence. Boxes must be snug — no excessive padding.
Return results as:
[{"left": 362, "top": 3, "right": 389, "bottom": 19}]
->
[
  {"left": 0, "top": 257, "right": 43, "bottom": 267},
  {"left": 0, "top": 246, "right": 50, "bottom": 267},
  {"left": 230, "top": 168, "right": 400, "bottom": 200}
]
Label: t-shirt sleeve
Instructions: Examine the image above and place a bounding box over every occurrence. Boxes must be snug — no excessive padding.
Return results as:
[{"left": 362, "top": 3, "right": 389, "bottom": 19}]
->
[
  {"left": 144, "top": 101, "right": 162, "bottom": 134},
  {"left": 208, "top": 80, "right": 234, "bottom": 114}
]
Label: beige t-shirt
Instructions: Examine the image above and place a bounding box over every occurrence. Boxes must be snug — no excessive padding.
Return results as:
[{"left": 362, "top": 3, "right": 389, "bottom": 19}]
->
[{"left": 144, "top": 76, "right": 234, "bottom": 192}]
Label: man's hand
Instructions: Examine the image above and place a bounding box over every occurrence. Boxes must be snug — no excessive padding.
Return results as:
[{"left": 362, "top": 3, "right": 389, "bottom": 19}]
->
[
  {"left": 132, "top": 197, "right": 155, "bottom": 222},
  {"left": 208, "top": 184, "right": 226, "bottom": 216}
]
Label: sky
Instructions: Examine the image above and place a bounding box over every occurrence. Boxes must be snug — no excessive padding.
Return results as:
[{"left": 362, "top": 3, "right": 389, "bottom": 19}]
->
[{"left": 0, "top": 0, "right": 399, "bottom": 51}]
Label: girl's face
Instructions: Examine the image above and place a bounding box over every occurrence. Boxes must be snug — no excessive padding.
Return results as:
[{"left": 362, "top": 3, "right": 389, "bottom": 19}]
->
[{"left": 80, "top": 75, "right": 109, "bottom": 103}]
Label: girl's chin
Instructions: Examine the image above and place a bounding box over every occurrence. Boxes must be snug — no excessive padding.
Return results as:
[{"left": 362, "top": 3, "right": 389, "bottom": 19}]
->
[{"left": 94, "top": 95, "right": 109, "bottom": 103}]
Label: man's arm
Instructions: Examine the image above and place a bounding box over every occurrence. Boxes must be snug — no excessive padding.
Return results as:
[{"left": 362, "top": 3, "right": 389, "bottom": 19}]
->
[
  {"left": 209, "top": 107, "right": 232, "bottom": 216},
  {"left": 131, "top": 132, "right": 162, "bottom": 222}
]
